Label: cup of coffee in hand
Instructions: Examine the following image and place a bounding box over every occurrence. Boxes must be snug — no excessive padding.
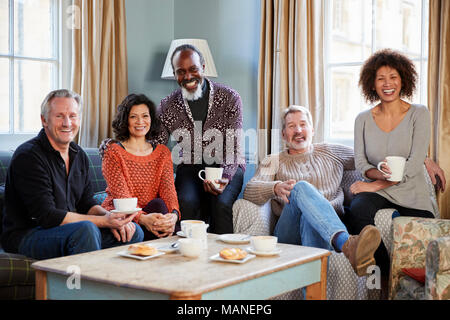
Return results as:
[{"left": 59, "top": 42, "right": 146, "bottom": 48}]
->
[
  {"left": 113, "top": 198, "right": 138, "bottom": 212},
  {"left": 198, "top": 167, "right": 224, "bottom": 189},
  {"left": 377, "top": 156, "right": 406, "bottom": 182}
]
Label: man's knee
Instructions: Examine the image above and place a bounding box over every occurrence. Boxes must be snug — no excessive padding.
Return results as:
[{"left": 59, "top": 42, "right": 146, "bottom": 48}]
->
[{"left": 71, "top": 221, "right": 101, "bottom": 240}]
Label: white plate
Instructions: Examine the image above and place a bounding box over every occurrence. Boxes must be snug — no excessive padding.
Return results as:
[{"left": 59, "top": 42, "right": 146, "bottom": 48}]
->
[
  {"left": 117, "top": 250, "right": 165, "bottom": 260},
  {"left": 246, "top": 247, "right": 282, "bottom": 256},
  {"left": 110, "top": 208, "right": 142, "bottom": 214},
  {"left": 209, "top": 253, "right": 256, "bottom": 264},
  {"left": 218, "top": 234, "right": 251, "bottom": 244},
  {"left": 176, "top": 231, "right": 186, "bottom": 237},
  {"left": 155, "top": 242, "right": 179, "bottom": 253}
]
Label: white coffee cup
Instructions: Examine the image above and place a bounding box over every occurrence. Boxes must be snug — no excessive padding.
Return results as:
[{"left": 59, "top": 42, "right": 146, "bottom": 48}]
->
[
  {"left": 113, "top": 198, "right": 137, "bottom": 212},
  {"left": 198, "top": 167, "right": 224, "bottom": 189},
  {"left": 178, "top": 238, "right": 203, "bottom": 258},
  {"left": 250, "top": 236, "right": 278, "bottom": 252},
  {"left": 181, "top": 220, "right": 206, "bottom": 235},
  {"left": 377, "top": 156, "right": 406, "bottom": 182}
]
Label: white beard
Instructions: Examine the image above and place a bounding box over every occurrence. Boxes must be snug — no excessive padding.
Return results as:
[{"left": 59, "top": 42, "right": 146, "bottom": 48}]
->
[{"left": 181, "top": 83, "right": 204, "bottom": 101}]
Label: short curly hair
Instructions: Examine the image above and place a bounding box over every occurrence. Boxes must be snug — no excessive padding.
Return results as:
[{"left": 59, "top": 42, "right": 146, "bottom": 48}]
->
[
  {"left": 359, "top": 49, "right": 418, "bottom": 103},
  {"left": 112, "top": 93, "right": 160, "bottom": 141}
]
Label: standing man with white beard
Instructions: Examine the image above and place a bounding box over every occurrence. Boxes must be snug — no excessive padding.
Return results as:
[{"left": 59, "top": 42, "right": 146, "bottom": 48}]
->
[{"left": 153, "top": 44, "right": 245, "bottom": 234}]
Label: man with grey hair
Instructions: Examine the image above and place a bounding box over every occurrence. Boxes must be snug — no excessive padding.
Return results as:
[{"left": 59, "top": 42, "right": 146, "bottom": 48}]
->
[
  {"left": 242, "top": 105, "right": 382, "bottom": 276},
  {"left": 1, "top": 89, "right": 143, "bottom": 259}
]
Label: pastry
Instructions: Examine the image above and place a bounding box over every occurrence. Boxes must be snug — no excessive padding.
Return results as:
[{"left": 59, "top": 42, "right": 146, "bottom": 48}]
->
[
  {"left": 128, "top": 244, "right": 158, "bottom": 256},
  {"left": 219, "top": 248, "right": 247, "bottom": 260}
]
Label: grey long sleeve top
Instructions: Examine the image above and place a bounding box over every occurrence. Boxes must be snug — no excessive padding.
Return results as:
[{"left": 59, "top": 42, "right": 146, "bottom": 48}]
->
[{"left": 354, "top": 104, "right": 433, "bottom": 213}]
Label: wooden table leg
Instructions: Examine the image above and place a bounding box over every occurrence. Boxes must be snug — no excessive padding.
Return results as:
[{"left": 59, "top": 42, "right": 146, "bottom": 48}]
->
[
  {"left": 35, "top": 270, "right": 48, "bottom": 300},
  {"left": 306, "top": 256, "right": 328, "bottom": 300}
]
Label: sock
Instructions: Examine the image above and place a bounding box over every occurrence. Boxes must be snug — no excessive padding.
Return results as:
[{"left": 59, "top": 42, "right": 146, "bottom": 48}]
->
[
  {"left": 332, "top": 231, "right": 350, "bottom": 252},
  {"left": 392, "top": 210, "right": 400, "bottom": 219}
]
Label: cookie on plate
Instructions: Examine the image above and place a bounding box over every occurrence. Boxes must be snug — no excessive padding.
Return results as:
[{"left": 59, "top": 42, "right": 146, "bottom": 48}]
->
[{"left": 219, "top": 248, "right": 248, "bottom": 260}]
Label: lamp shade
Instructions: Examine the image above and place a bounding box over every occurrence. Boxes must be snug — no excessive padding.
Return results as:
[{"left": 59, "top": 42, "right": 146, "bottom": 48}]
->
[{"left": 160, "top": 39, "right": 218, "bottom": 79}]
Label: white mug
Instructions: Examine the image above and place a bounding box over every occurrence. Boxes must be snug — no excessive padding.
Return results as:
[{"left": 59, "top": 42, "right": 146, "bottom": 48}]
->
[
  {"left": 377, "top": 156, "right": 406, "bottom": 182},
  {"left": 198, "top": 167, "right": 224, "bottom": 189},
  {"left": 178, "top": 238, "right": 203, "bottom": 258},
  {"left": 113, "top": 198, "right": 137, "bottom": 212}
]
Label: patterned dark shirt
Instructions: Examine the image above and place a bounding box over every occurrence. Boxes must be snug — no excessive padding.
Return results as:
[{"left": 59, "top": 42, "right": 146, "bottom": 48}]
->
[{"left": 153, "top": 78, "right": 246, "bottom": 181}]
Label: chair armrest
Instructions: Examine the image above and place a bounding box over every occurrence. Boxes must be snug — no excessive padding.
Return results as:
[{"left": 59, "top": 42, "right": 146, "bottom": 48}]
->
[
  {"left": 389, "top": 217, "right": 450, "bottom": 299},
  {"left": 426, "top": 236, "right": 450, "bottom": 300},
  {"left": 232, "top": 199, "right": 275, "bottom": 236},
  {"left": 374, "top": 208, "right": 396, "bottom": 257}
]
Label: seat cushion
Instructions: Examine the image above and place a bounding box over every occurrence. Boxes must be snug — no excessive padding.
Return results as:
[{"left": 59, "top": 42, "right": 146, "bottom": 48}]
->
[{"left": 0, "top": 253, "right": 36, "bottom": 287}]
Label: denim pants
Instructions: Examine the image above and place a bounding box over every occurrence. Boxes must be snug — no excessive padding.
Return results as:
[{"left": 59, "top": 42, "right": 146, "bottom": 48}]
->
[
  {"left": 175, "top": 164, "right": 244, "bottom": 234},
  {"left": 274, "top": 181, "right": 348, "bottom": 251},
  {"left": 18, "top": 221, "right": 144, "bottom": 260}
]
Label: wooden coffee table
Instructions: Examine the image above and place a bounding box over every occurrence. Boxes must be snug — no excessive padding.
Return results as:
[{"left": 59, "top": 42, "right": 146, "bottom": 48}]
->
[{"left": 32, "top": 234, "right": 330, "bottom": 300}]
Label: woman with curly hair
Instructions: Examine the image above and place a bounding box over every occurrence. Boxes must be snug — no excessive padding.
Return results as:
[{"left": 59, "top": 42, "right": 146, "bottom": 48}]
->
[
  {"left": 100, "top": 93, "right": 180, "bottom": 240},
  {"left": 347, "top": 49, "right": 435, "bottom": 277}
]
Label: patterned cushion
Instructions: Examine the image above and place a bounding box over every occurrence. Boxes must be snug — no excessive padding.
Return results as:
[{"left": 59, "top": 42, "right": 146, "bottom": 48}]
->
[
  {"left": 93, "top": 191, "right": 108, "bottom": 205},
  {"left": 0, "top": 253, "right": 35, "bottom": 300},
  {"left": 83, "top": 148, "right": 107, "bottom": 194},
  {"left": 390, "top": 217, "right": 450, "bottom": 299},
  {"left": 426, "top": 236, "right": 450, "bottom": 300}
]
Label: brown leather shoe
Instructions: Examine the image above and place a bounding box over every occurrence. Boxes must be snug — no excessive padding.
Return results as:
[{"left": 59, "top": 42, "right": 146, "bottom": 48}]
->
[{"left": 342, "top": 225, "right": 381, "bottom": 277}]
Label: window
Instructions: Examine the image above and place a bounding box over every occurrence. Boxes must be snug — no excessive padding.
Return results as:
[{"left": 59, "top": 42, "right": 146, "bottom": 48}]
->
[
  {"left": 0, "top": 0, "right": 61, "bottom": 135},
  {"left": 324, "top": 0, "right": 429, "bottom": 146}
]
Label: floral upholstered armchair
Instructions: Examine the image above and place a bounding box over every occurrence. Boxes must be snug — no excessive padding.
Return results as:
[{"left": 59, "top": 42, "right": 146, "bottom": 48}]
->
[{"left": 389, "top": 216, "right": 450, "bottom": 300}]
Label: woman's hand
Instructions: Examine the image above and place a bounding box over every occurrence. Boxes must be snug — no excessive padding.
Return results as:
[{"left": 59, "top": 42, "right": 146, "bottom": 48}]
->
[
  {"left": 139, "top": 213, "right": 177, "bottom": 238},
  {"left": 350, "top": 180, "right": 397, "bottom": 195}
]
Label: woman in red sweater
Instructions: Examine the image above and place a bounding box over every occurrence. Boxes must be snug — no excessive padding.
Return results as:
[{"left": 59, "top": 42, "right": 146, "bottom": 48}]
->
[{"left": 100, "top": 94, "right": 180, "bottom": 240}]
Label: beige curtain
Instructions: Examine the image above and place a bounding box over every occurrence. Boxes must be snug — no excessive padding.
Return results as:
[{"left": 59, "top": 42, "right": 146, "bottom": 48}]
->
[
  {"left": 72, "top": 0, "right": 128, "bottom": 147},
  {"left": 428, "top": 0, "right": 450, "bottom": 219},
  {"left": 257, "top": 0, "right": 324, "bottom": 162}
]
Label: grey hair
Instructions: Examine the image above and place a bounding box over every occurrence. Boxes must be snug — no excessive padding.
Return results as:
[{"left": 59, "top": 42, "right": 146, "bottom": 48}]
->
[
  {"left": 40, "top": 89, "right": 82, "bottom": 121},
  {"left": 282, "top": 105, "right": 313, "bottom": 129}
]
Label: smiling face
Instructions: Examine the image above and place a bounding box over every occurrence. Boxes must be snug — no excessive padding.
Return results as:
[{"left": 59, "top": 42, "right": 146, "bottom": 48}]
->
[
  {"left": 41, "top": 97, "right": 80, "bottom": 151},
  {"left": 374, "top": 66, "right": 402, "bottom": 103},
  {"left": 282, "top": 111, "right": 314, "bottom": 154},
  {"left": 172, "top": 49, "right": 205, "bottom": 97},
  {"left": 128, "top": 104, "right": 151, "bottom": 139}
]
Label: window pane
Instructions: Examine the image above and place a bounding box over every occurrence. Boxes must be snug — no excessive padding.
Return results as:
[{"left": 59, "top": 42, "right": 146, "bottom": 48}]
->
[
  {"left": 0, "top": 0, "right": 9, "bottom": 54},
  {"left": 0, "top": 58, "right": 10, "bottom": 132},
  {"left": 14, "top": 0, "right": 55, "bottom": 58},
  {"left": 329, "top": 0, "right": 371, "bottom": 63},
  {"left": 14, "top": 59, "right": 55, "bottom": 133},
  {"left": 329, "top": 65, "right": 370, "bottom": 140}
]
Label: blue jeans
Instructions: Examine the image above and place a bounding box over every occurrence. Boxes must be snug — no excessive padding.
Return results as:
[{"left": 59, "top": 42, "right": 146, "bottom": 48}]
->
[
  {"left": 18, "top": 221, "right": 144, "bottom": 260},
  {"left": 274, "top": 181, "right": 347, "bottom": 251}
]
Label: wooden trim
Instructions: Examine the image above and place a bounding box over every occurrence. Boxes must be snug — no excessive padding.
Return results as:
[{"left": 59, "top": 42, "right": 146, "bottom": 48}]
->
[
  {"left": 305, "top": 256, "right": 328, "bottom": 300},
  {"left": 35, "top": 270, "right": 48, "bottom": 300},
  {"left": 170, "top": 292, "right": 202, "bottom": 300}
]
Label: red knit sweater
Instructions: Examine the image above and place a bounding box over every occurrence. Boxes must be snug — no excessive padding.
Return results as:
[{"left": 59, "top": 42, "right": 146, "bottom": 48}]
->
[{"left": 101, "top": 143, "right": 179, "bottom": 222}]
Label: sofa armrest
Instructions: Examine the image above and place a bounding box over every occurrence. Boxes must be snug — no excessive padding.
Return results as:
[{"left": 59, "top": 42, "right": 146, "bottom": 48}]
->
[
  {"left": 232, "top": 199, "right": 275, "bottom": 236},
  {"left": 426, "top": 236, "right": 450, "bottom": 300}
]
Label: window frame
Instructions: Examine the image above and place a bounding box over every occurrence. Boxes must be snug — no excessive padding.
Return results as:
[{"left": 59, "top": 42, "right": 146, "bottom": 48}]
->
[
  {"left": 323, "top": 0, "right": 429, "bottom": 147},
  {"left": 0, "top": 0, "right": 72, "bottom": 150}
]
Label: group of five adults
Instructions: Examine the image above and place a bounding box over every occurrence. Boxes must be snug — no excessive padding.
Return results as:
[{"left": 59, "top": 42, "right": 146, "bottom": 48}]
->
[{"left": 1, "top": 46, "right": 445, "bottom": 285}]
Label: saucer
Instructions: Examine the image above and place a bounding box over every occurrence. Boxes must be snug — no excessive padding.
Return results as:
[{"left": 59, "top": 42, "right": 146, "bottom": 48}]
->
[
  {"left": 176, "top": 231, "right": 186, "bottom": 237},
  {"left": 246, "top": 247, "right": 282, "bottom": 256},
  {"left": 218, "top": 234, "right": 251, "bottom": 244},
  {"left": 110, "top": 208, "right": 141, "bottom": 214},
  {"left": 116, "top": 250, "right": 165, "bottom": 261}
]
